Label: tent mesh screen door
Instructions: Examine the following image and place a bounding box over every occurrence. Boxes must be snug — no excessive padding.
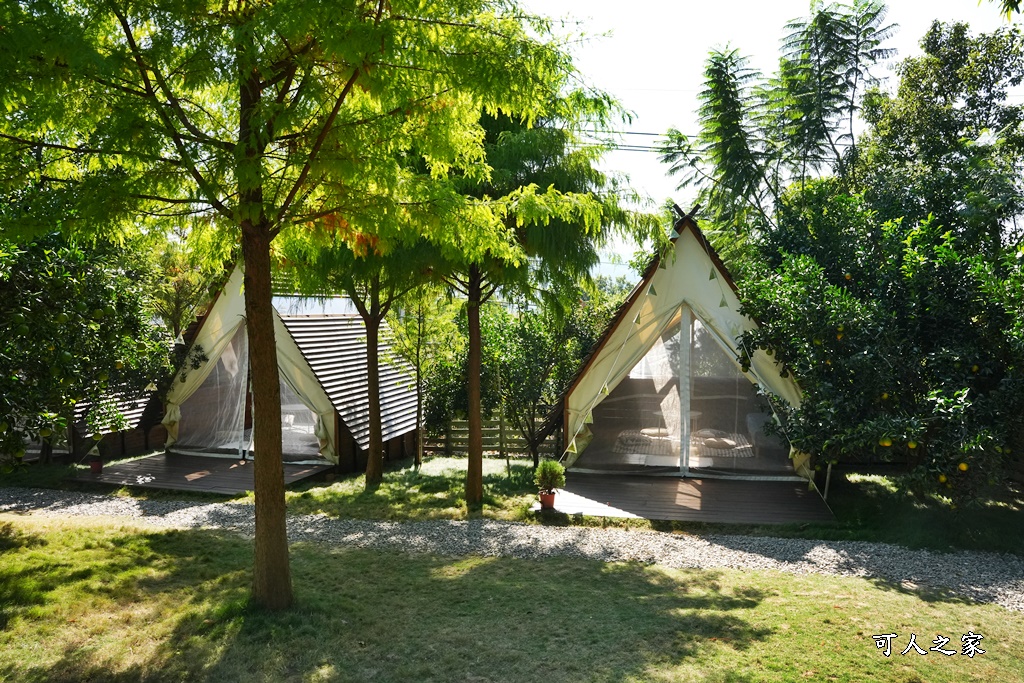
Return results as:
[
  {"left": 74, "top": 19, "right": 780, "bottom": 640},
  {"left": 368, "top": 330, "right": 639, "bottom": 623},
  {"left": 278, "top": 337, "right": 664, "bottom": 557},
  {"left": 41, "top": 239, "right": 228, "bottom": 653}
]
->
[
  {"left": 686, "top": 317, "right": 793, "bottom": 476},
  {"left": 572, "top": 311, "right": 795, "bottom": 476},
  {"left": 576, "top": 318, "right": 684, "bottom": 471},
  {"left": 279, "top": 377, "right": 321, "bottom": 460},
  {"left": 174, "top": 324, "right": 249, "bottom": 455}
]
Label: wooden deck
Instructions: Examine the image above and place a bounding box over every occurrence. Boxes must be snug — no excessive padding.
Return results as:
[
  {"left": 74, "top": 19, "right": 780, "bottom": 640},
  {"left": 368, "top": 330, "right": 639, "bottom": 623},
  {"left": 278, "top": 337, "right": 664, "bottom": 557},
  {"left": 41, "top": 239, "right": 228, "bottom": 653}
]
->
[
  {"left": 534, "top": 472, "right": 833, "bottom": 525},
  {"left": 77, "top": 452, "right": 333, "bottom": 495}
]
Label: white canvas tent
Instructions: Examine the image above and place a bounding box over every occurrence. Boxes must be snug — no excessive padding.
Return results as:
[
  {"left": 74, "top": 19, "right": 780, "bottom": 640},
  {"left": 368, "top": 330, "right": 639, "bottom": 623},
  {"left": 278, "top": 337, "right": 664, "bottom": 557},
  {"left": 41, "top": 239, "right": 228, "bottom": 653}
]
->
[
  {"left": 161, "top": 266, "right": 337, "bottom": 463},
  {"left": 160, "top": 265, "right": 419, "bottom": 468},
  {"left": 562, "top": 215, "right": 812, "bottom": 481}
]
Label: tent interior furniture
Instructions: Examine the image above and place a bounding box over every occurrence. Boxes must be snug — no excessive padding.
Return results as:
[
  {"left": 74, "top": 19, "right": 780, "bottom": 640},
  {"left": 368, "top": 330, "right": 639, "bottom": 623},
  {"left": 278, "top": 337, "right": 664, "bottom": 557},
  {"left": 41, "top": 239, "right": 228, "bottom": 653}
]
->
[
  {"left": 561, "top": 211, "right": 817, "bottom": 496},
  {"left": 77, "top": 451, "right": 332, "bottom": 495},
  {"left": 540, "top": 472, "right": 833, "bottom": 524},
  {"left": 161, "top": 265, "right": 419, "bottom": 473}
]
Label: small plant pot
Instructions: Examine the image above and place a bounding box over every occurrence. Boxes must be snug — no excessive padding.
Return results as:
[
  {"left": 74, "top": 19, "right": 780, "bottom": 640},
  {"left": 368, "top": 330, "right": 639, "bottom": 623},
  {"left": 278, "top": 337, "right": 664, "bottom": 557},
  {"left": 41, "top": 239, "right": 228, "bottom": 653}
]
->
[
  {"left": 89, "top": 459, "right": 103, "bottom": 474},
  {"left": 539, "top": 491, "right": 556, "bottom": 510}
]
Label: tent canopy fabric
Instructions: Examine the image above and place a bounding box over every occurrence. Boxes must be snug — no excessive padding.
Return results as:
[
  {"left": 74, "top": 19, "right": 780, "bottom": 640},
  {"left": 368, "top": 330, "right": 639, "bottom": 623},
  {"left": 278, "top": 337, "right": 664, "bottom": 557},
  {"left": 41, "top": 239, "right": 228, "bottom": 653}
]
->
[
  {"left": 563, "top": 216, "right": 811, "bottom": 479},
  {"left": 161, "top": 265, "right": 418, "bottom": 463}
]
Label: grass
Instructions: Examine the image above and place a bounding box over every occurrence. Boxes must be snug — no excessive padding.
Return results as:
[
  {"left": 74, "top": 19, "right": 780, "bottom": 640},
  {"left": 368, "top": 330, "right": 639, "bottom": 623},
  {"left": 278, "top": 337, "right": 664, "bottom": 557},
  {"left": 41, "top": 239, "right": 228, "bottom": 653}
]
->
[
  {"left": 1, "top": 514, "right": 1022, "bottom": 683},
  {"left": 284, "top": 456, "right": 538, "bottom": 521},
  {"left": 781, "top": 470, "right": 1024, "bottom": 555}
]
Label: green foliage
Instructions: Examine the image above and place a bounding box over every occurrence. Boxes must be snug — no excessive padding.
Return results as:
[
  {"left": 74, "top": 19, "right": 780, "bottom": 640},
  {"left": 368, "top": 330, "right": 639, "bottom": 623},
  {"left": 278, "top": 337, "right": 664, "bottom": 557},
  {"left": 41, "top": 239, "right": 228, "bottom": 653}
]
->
[
  {"left": 857, "top": 21, "right": 1024, "bottom": 255},
  {"left": 659, "top": 1, "right": 895, "bottom": 269},
  {"left": 151, "top": 226, "right": 228, "bottom": 339},
  {"left": 1, "top": 0, "right": 604, "bottom": 601},
  {"left": 666, "top": 18, "right": 1024, "bottom": 506},
  {"left": 448, "top": 103, "right": 655, "bottom": 304},
  {"left": 989, "top": 0, "right": 1022, "bottom": 17},
  {"left": 0, "top": 234, "right": 171, "bottom": 464},
  {"left": 423, "top": 283, "right": 625, "bottom": 449},
  {"left": 739, "top": 182, "right": 1023, "bottom": 506},
  {"left": 533, "top": 458, "right": 565, "bottom": 492}
]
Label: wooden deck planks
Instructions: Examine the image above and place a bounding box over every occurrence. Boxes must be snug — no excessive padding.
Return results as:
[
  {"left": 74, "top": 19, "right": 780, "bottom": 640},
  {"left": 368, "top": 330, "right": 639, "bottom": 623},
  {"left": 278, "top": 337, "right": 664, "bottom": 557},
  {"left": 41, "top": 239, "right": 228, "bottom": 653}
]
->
[
  {"left": 546, "top": 472, "right": 834, "bottom": 524},
  {"left": 78, "top": 452, "right": 333, "bottom": 495}
]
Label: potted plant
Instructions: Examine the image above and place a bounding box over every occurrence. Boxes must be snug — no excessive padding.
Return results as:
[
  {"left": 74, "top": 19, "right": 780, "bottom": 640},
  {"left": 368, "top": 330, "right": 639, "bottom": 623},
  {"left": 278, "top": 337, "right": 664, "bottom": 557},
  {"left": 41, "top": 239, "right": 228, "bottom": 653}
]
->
[
  {"left": 534, "top": 459, "right": 565, "bottom": 510},
  {"left": 85, "top": 440, "right": 103, "bottom": 474}
]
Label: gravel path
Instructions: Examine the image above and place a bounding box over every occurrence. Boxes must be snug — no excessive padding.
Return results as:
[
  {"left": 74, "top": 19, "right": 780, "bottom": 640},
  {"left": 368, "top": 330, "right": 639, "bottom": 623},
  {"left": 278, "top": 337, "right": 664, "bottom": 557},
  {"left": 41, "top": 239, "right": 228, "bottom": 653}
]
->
[{"left": 3, "top": 486, "right": 1023, "bottom": 612}]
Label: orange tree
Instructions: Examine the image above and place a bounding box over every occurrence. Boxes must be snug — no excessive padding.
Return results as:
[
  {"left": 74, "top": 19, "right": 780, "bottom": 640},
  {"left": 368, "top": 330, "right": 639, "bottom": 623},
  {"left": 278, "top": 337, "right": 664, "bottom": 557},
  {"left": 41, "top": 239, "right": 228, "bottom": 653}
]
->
[
  {"left": 738, "top": 180, "right": 1023, "bottom": 505},
  {"left": 0, "top": 234, "right": 170, "bottom": 467}
]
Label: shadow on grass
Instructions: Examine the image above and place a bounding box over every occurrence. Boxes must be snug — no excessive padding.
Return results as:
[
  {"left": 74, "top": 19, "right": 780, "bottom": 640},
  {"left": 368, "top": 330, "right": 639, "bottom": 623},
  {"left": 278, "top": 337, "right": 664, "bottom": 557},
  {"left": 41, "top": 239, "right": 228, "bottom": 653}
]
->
[
  {"left": 1, "top": 523, "right": 772, "bottom": 683},
  {"left": 604, "top": 471, "right": 1024, "bottom": 558},
  {"left": 820, "top": 471, "right": 1024, "bottom": 554}
]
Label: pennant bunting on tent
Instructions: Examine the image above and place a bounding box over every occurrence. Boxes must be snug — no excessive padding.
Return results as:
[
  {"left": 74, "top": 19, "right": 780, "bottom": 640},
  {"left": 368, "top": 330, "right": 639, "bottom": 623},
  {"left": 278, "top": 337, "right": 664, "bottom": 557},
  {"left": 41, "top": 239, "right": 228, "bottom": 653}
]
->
[
  {"left": 709, "top": 269, "right": 717, "bottom": 280},
  {"left": 584, "top": 411, "right": 594, "bottom": 424},
  {"left": 601, "top": 383, "right": 610, "bottom": 395},
  {"left": 648, "top": 284, "right": 657, "bottom": 296},
  {"left": 567, "top": 439, "right": 577, "bottom": 454},
  {"left": 719, "top": 295, "right": 728, "bottom": 308}
]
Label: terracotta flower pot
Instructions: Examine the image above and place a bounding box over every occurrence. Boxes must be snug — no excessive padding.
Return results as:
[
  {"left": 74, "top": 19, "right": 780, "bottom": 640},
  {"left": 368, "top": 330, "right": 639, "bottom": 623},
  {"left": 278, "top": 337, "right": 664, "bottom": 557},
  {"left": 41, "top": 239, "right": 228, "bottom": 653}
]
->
[
  {"left": 89, "top": 459, "right": 103, "bottom": 474},
  {"left": 539, "top": 491, "right": 555, "bottom": 510}
]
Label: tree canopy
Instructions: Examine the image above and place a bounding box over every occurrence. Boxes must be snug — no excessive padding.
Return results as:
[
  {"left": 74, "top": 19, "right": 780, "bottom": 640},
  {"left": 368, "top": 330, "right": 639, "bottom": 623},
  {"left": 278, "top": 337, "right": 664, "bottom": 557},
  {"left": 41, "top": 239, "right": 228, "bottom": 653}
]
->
[
  {"left": 2, "top": 0, "right": 594, "bottom": 608},
  {"left": 709, "top": 18, "right": 1024, "bottom": 505}
]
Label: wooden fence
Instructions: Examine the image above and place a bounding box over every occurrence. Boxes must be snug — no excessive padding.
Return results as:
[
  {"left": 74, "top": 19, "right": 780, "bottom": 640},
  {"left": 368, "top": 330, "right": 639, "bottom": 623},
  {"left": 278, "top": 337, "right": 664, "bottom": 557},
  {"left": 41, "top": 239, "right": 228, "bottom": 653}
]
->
[{"left": 424, "top": 417, "right": 561, "bottom": 458}]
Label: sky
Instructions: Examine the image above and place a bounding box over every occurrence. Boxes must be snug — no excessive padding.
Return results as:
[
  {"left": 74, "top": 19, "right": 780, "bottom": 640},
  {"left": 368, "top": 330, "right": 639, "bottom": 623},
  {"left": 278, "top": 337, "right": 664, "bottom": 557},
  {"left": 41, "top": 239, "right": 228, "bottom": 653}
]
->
[{"left": 521, "top": 0, "right": 1022, "bottom": 268}]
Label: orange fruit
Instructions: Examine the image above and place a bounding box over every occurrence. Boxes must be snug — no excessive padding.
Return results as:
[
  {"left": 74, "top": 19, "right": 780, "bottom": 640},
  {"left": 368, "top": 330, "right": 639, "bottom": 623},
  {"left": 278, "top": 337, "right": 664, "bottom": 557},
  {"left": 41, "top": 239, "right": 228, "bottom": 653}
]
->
[{"left": 958, "top": 462, "right": 968, "bottom": 472}]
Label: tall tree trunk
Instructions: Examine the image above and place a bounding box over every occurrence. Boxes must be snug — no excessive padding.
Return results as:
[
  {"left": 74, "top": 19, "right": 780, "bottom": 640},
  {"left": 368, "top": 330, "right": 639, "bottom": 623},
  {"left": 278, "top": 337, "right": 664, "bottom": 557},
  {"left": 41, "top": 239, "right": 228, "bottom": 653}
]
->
[
  {"left": 415, "top": 295, "right": 424, "bottom": 468},
  {"left": 364, "top": 313, "right": 384, "bottom": 486},
  {"left": 466, "top": 265, "right": 484, "bottom": 508},
  {"left": 239, "top": 46, "right": 291, "bottom": 609},
  {"left": 242, "top": 224, "right": 293, "bottom": 610}
]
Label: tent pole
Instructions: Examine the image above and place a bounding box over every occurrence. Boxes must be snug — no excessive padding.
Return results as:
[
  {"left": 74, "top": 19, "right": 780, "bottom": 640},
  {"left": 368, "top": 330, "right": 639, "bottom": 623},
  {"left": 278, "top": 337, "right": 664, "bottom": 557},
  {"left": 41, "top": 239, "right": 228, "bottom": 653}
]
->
[
  {"left": 823, "top": 462, "right": 833, "bottom": 501},
  {"left": 679, "top": 305, "right": 691, "bottom": 476}
]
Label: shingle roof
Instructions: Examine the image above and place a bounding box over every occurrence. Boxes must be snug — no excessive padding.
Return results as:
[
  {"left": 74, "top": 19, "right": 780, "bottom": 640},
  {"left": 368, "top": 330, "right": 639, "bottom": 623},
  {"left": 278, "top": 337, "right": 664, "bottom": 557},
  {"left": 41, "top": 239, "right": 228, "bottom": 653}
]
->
[
  {"left": 73, "top": 390, "right": 154, "bottom": 434},
  {"left": 280, "top": 315, "right": 418, "bottom": 449}
]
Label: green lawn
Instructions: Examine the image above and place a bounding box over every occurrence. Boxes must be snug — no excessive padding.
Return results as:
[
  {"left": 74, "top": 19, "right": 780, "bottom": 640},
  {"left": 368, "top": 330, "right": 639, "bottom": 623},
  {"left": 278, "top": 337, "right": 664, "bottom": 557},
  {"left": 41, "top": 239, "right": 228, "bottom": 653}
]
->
[
  {"left": 1, "top": 515, "right": 1021, "bottom": 683},
  {"left": 284, "top": 456, "right": 537, "bottom": 521}
]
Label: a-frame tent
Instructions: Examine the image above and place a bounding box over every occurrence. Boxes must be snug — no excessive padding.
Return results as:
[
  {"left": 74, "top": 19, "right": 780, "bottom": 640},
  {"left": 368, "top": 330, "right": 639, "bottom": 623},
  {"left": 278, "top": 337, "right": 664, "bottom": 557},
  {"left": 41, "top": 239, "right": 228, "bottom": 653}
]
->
[
  {"left": 161, "top": 265, "right": 418, "bottom": 470},
  {"left": 562, "top": 214, "right": 811, "bottom": 480}
]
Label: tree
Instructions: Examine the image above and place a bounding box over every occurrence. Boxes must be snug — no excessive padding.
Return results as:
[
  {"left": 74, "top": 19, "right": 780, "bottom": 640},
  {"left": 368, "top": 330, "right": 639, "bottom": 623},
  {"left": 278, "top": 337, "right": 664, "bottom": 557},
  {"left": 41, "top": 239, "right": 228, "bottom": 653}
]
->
[
  {"left": 739, "top": 182, "right": 1023, "bottom": 505},
  {"left": 444, "top": 102, "right": 647, "bottom": 507},
  {"left": 856, "top": 21, "right": 1024, "bottom": 256},
  {"left": 493, "top": 284, "right": 625, "bottom": 466},
  {"left": 735, "top": 22, "right": 1024, "bottom": 506},
  {"left": 386, "top": 283, "right": 464, "bottom": 468},
  {"left": 152, "top": 225, "right": 228, "bottom": 339},
  {"left": 0, "top": 234, "right": 169, "bottom": 467},
  {"left": 658, "top": 1, "right": 896, "bottom": 271},
  {"left": 279, "top": 232, "right": 439, "bottom": 486},
  {"left": 3, "top": 0, "right": 583, "bottom": 608},
  {"left": 422, "top": 280, "right": 628, "bottom": 467}
]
